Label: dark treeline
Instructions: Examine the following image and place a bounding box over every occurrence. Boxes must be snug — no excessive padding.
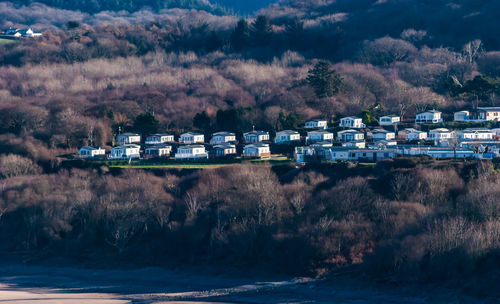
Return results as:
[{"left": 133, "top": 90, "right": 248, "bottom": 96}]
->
[
  {"left": 9, "top": 0, "right": 276, "bottom": 15},
  {"left": 0, "top": 15, "right": 331, "bottom": 65},
  {"left": 11, "top": 0, "right": 228, "bottom": 14},
  {"left": 0, "top": 159, "right": 498, "bottom": 297},
  {"left": 5, "top": 0, "right": 500, "bottom": 53},
  {"left": 214, "top": 0, "right": 276, "bottom": 14},
  {"left": 263, "top": 0, "right": 500, "bottom": 52},
  {"left": 4, "top": 1, "right": 500, "bottom": 63}
]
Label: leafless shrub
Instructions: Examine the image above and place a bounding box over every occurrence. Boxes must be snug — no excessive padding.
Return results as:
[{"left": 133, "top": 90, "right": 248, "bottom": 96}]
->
[
  {"left": 283, "top": 171, "right": 326, "bottom": 216},
  {"left": 319, "top": 177, "right": 375, "bottom": 218},
  {"left": 457, "top": 175, "right": 500, "bottom": 222},
  {"left": 390, "top": 172, "right": 414, "bottom": 201},
  {"left": 358, "top": 37, "right": 418, "bottom": 66},
  {"left": 400, "top": 29, "right": 427, "bottom": 43},
  {"left": 413, "top": 168, "right": 463, "bottom": 207},
  {"left": 315, "top": 216, "right": 334, "bottom": 233},
  {"left": 239, "top": 165, "right": 287, "bottom": 226},
  {"left": 101, "top": 195, "right": 148, "bottom": 253},
  {"left": 184, "top": 191, "right": 202, "bottom": 219},
  {"left": 0, "top": 154, "right": 41, "bottom": 178},
  {"left": 374, "top": 200, "right": 430, "bottom": 237},
  {"left": 426, "top": 217, "right": 472, "bottom": 256},
  {"left": 423, "top": 216, "right": 498, "bottom": 258}
]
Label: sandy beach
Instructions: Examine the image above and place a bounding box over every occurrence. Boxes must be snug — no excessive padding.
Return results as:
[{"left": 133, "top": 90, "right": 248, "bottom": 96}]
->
[{"left": 0, "top": 263, "right": 491, "bottom": 304}]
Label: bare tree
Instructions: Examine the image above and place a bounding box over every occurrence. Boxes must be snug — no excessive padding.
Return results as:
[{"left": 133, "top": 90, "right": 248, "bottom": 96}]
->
[
  {"left": 390, "top": 172, "right": 412, "bottom": 201},
  {"left": 290, "top": 191, "right": 306, "bottom": 215},
  {"left": 185, "top": 191, "right": 201, "bottom": 218},
  {"left": 358, "top": 37, "right": 418, "bottom": 66},
  {"left": 462, "top": 40, "right": 483, "bottom": 64}
]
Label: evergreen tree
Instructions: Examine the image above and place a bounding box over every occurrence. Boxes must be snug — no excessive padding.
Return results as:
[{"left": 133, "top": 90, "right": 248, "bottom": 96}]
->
[
  {"left": 461, "top": 75, "right": 500, "bottom": 101},
  {"left": 230, "top": 19, "right": 251, "bottom": 51},
  {"left": 66, "top": 20, "right": 81, "bottom": 41},
  {"left": 251, "top": 15, "right": 273, "bottom": 46},
  {"left": 285, "top": 17, "right": 304, "bottom": 49},
  {"left": 133, "top": 112, "right": 159, "bottom": 135},
  {"left": 278, "top": 111, "right": 304, "bottom": 130},
  {"left": 66, "top": 21, "right": 80, "bottom": 29},
  {"left": 193, "top": 111, "right": 212, "bottom": 132},
  {"left": 206, "top": 31, "right": 223, "bottom": 51},
  {"left": 216, "top": 109, "right": 241, "bottom": 131},
  {"left": 361, "top": 109, "right": 373, "bottom": 125},
  {"left": 307, "top": 61, "right": 343, "bottom": 98}
]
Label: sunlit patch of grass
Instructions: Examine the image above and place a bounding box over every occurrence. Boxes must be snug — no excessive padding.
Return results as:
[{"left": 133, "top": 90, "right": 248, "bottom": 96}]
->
[
  {"left": 109, "top": 164, "right": 232, "bottom": 169},
  {"left": 0, "top": 38, "right": 18, "bottom": 44},
  {"left": 250, "top": 156, "right": 290, "bottom": 163},
  {"left": 104, "top": 156, "right": 293, "bottom": 169}
]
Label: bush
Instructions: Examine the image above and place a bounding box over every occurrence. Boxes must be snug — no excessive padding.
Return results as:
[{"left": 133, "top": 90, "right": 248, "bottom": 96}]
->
[
  {"left": 0, "top": 154, "right": 41, "bottom": 178},
  {"left": 456, "top": 176, "right": 500, "bottom": 222}
]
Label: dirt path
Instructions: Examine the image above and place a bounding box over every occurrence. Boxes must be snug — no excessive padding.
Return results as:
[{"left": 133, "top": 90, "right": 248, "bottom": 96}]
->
[{"left": 0, "top": 264, "right": 491, "bottom": 303}]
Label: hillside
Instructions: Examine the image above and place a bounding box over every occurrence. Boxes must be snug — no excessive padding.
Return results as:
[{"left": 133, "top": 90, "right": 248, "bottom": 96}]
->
[
  {"left": 212, "top": 0, "right": 277, "bottom": 14},
  {"left": 11, "top": 0, "right": 226, "bottom": 14},
  {"left": 0, "top": 0, "right": 499, "bottom": 299},
  {"left": 263, "top": 0, "right": 500, "bottom": 50},
  {"left": 8, "top": 0, "right": 278, "bottom": 15},
  {"left": 4, "top": 0, "right": 500, "bottom": 50}
]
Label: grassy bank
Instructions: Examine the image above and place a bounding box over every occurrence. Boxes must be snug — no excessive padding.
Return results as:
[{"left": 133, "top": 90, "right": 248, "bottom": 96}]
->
[
  {"left": 0, "top": 38, "right": 18, "bottom": 44},
  {"left": 103, "top": 156, "right": 293, "bottom": 169}
]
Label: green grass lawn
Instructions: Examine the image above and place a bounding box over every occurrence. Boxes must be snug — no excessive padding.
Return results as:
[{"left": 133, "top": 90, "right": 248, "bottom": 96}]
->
[
  {"left": 249, "top": 156, "right": 289, "bottom": 162},
  {"left": 109, "top": 163, "right": 233, "bottom": 169},
  {"left": 104, "top": 156, "right": 293, "bottom": 169},
  {"left": 0, "top": 38, "right": 18, "bottom": 44}
]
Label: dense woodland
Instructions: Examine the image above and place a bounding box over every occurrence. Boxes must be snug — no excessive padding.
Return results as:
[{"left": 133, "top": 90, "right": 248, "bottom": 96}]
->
[
  {"left": 9, "top": 0, "right": 276, "bottom": 14},
  {"left": 0, "top": 158, "right": 499, "bottom": 297},
  {"left": 11, "top": 0, "right": 225, "bottom": 14},
  {"left": 0, "top": 0, "right": 499, "bottom": 298}
]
